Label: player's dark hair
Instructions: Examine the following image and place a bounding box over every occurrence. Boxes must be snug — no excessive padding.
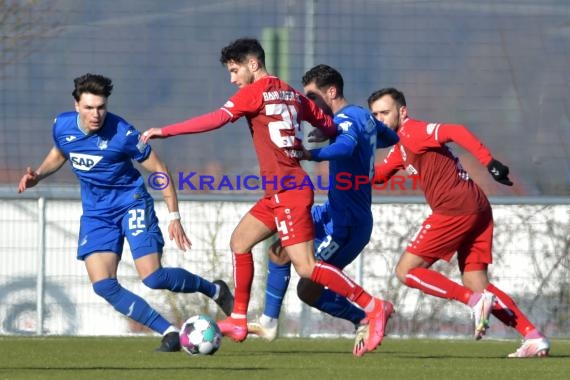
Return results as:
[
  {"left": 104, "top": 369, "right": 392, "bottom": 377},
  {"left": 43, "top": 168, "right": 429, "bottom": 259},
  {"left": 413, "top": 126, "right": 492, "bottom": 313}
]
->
[
  {"left": 302, "top": 64, "right": 344, "bottom": 97},
  {"left": 72, "top": 74, "right": 113, "bottom": 101},
  {"left": 367, "top": 87, "right": 406, "bottom": 108},
  {"left": 220, "top": 38, "right": 265, "bottom": 66}
]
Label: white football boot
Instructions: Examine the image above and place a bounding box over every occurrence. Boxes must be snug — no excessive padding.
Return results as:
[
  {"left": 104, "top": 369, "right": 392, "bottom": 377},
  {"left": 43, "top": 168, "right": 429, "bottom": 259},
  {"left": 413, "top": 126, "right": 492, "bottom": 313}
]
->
[
  {"left": 247, "top": 315, "right": 278, "bottom": 342},
  {"left": 508, "top": 337, "right": 550, "bottom": 358}
]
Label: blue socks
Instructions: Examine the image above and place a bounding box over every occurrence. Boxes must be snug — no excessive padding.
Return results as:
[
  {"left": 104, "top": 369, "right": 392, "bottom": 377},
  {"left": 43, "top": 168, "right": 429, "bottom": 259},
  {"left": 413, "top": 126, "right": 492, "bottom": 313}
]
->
[
  {"left": 263, "top": 261, "right": 365, "bottom": 325},
  {"left": 313, "top": 289, "right": 366, "bottom": 325},
  {"left": 93, "top": 269, "right": 219, "bottom": 335},
  {"left": 92, "top": 278, "right": 170, "bottom": 334},
  {"left": 142, "top": 267, "right": 216, "bottom": 298},
  {"left": 263, "top": 261, "right": 291, "bottom": 319}
]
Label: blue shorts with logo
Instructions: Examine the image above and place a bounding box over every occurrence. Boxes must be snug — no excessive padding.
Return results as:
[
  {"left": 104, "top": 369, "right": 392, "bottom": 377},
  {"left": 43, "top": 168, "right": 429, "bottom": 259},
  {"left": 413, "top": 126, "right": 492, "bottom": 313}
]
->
[
  {"left": 77, "top": 196, "right": 164, "bottom": 260},
  {"left": 311, "top": 202, "right": 373, "bottom": 269}
]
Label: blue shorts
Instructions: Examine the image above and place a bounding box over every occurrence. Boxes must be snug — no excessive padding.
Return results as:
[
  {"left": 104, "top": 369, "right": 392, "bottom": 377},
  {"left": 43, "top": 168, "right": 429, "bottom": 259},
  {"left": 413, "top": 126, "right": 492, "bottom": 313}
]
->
[
  {"left": 77, "top": 197, "right": 164, "bottom": 260},
  {"left": 311, "top": 203, "right": 373, "bottom": 269}
]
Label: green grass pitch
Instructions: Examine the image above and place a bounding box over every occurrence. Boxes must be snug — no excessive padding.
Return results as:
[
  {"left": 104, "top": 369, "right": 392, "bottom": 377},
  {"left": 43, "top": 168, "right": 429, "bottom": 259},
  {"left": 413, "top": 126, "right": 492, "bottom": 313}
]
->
[{"left": 0, "top": 337, "right": 568, "bottom": 380}]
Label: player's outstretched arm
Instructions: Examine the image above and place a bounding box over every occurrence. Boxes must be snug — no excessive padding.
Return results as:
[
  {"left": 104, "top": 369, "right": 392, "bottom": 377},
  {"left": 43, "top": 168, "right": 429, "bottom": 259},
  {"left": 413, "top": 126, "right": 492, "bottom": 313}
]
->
[
  {"left": 18, "top": 146, "right": 66, "bottom": 193},
  {"left": 436, "top": 123, "right": 493, "bottom": 162},
  {"left": 139, "top": 150, "right": 192, "bottom": 251},
  {"left": 437, "top": 124, "right": 513, "bottom": 186},
  {"left": 373, "top": 164, "right": 399, "bottom": 184},
  {"left": 141, "top": 109, "right": 232, "bottom": 144},
  {"left": 300, "top": 95, "right": 337, "bottom": 138},
  {"left": 373, "top": 146, "right": 404, "bottom": 184},
  {"left": 307, "top": 134, "right": 356, "bottom": 162}
]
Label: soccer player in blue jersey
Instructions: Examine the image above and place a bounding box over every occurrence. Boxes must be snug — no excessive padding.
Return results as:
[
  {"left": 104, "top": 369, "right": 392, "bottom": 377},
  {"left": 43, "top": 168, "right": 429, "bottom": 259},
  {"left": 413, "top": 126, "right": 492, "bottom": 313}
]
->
[
  {"left": 247, "top": 64, "right": 399, "bottom": 356},
  {"left": 18, "top": 73, "right": 233, "bottom": 352}
]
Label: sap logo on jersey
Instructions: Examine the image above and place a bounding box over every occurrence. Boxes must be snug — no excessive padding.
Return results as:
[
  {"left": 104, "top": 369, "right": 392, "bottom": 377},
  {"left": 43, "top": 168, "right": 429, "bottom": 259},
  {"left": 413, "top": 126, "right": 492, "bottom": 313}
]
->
[{"left": 70, "top": 153, "right": 103, "bottom": 171}]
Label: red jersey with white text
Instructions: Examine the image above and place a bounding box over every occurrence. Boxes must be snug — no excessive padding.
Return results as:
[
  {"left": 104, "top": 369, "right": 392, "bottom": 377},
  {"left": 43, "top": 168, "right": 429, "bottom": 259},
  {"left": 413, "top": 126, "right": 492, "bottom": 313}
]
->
[
  {"left": 221, "top": 75, "right": 336, "bottom": 196},
  {"left": 376, "top": 118, "right": 492, "bottom": 215}
]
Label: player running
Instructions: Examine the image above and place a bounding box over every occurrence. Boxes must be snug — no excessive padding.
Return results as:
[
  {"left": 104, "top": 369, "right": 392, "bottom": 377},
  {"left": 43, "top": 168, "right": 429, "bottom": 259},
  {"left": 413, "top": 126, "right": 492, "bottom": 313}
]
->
[
  {"left": 369, "top": 87, "right": 549, "bottom": 358},
  {"left": 142, "top": 38, "right": 392, "bottom": 356},
  {"left": 247, "top": 64, "right": 399, "bottom": 356},
  {"left": 18, "top": 73, "right": 234, "bottom": 352}
]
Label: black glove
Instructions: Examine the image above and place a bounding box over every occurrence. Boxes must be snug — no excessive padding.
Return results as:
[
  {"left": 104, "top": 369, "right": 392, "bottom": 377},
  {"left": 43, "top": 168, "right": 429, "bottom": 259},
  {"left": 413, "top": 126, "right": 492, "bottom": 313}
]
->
[{"left": 487, "top": 159, "right": 513, "bottom": 186}]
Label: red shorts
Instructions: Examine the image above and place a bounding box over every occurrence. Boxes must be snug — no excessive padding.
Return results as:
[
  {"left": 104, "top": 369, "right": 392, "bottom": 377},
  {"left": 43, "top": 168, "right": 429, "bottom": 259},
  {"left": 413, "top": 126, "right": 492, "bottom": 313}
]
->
[
  {"left": 250, "top": 187, "right": 314, "bottom": 247},
  {"left": 407, "top": 206, "right": 493, "bottom": 272}
]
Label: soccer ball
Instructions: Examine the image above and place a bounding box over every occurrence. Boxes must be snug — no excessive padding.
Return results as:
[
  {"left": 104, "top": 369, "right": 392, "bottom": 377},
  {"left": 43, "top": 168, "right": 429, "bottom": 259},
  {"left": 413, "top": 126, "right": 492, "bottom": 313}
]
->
[{"left": 179, "top": 314, "right": 222, "bottom": 356}]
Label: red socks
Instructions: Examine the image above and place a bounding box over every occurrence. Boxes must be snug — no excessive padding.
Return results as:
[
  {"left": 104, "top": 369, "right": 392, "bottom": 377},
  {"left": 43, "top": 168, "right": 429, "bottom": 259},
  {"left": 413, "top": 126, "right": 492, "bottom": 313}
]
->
[
  {"left": 405, "top": 267, "right": 473, "bottom": 304},
  {"left": 406, "top": 268, "right": 537, "bottom": 337},
  {"left": 404, "top": 269, "right": 539, "bottom": 338},
  {"left": 231, "top": 252, "right": 253, "bottom": 318},
  {"left": 310, "top": 261, "right": 372, "bottom": 309},
  {"left": 486, "top": 283, "right": 537, "bottom": 337}
]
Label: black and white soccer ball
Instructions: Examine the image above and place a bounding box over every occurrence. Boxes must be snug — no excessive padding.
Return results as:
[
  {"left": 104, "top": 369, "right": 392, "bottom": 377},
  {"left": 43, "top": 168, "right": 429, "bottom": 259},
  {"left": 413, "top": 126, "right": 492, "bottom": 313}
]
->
[{"left": 179, "top": 314, "right": 222, "bottom": 356}]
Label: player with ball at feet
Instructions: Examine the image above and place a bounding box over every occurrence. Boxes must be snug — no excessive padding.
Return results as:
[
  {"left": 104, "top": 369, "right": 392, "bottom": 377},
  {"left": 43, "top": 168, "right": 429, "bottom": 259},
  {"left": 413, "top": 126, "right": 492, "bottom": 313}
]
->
[
  {"left": 142, "top": 38, "right": 393, "bottom": 357},
  {"left": 18, "top": 73, "right": 234, "bottom": 352}
]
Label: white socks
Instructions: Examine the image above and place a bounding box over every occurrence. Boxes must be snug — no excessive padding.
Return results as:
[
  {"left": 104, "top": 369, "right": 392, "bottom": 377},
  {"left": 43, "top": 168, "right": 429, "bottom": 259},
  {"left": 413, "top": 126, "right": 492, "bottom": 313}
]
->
[
  {"left": 260, "top": 314, "right": 278, "bottom": 328},
  {"left": 163, "top": 325, "right": 179, "bottom": 336}
]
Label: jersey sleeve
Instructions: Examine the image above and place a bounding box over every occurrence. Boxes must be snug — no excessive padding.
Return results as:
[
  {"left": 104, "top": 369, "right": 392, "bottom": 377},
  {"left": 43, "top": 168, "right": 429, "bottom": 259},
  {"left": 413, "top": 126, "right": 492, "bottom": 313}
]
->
[
  {"left": 436, "top": 123, "right": 493, "bottom": 166},
  {"left": 222, "top": 85, "right": 263, "bottom": 123},
  {"left": 399, "top": 121, "right": 444, "bottom": 153},
  {"left": 299, "top": 95, "right": 337, "bottom": 138},
  {"left": 374, "top": 145, "right": 404, "bottom": 183},
  {"left": 310, "top": 115, "right": 360, "bottom": 161},
  {"left": 310, "top": 133, "right": 356, "bottom": 161},
  {"left": 402, "top": 121, "right": 493, "bottom": 166},
  {"left": 375, "top": 119, "right": 399, "bottom": 148},
  {"left": 161, "top": 109, "right": 232, "bottom": 136},
  {"left": 124, "top": 125, "right": 152, "bottom": 162}
]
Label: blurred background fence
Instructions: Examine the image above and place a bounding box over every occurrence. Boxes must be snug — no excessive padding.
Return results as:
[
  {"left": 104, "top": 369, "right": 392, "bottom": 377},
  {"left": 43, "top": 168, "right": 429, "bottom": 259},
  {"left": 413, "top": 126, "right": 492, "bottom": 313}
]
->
[
  {"left": 1, "top": 192, "right": 569, "bottom": 339},
  {"left": 0, "top": 0, "right": 569, "bottom": 338},
  {"left": 1, "top": 0, "right": 569, "bottom": 194}
]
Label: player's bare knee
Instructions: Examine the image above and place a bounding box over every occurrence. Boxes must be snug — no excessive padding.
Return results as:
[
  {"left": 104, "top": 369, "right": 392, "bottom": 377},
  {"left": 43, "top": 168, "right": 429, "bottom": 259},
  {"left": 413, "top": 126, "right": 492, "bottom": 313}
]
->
[
  {"left": 229, "top": 237, "right": 239, "bottom": 253},
  {"left": 229, "top": 236, "right": 250, "bottom": 254},
  {"left": 461, "top": 275, "right": 489, "bottom": 292},
  {"left": 292, "top": 263, "right": 313, "bottom": 279},
  {"left": 395, "top": 264, "right": 409, "bottom": 284}
]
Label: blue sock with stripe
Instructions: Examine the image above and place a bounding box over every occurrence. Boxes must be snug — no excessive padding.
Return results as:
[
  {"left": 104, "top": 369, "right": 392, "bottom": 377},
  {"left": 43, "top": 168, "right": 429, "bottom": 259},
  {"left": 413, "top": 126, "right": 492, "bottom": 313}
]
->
[
  {"left": 142, "top": 267, "right": 216, "bottom": 298},
  {"left": 92, "top": 278, "right": 170, "bottom": 334},
  {"left": 263, "top": 261, "right": 291, "bottom": 319}
]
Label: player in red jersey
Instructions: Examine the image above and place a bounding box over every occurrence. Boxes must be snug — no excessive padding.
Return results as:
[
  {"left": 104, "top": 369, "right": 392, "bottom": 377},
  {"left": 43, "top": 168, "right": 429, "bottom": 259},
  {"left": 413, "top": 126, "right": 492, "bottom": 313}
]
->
[
  {"left": 368, "top": 87, "right": 549, "bottom": 358},
  {"left": 142, "top": 38, "right": 392, "bottom": 356}
]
